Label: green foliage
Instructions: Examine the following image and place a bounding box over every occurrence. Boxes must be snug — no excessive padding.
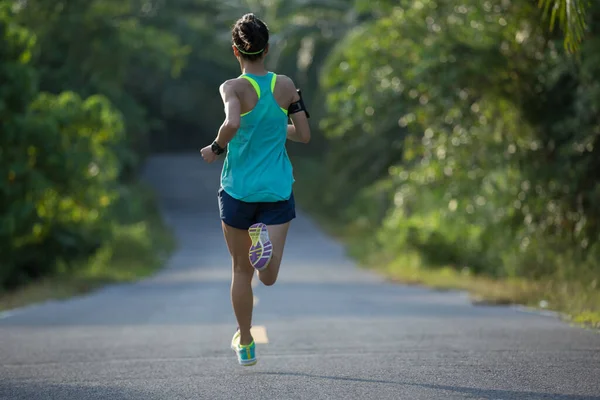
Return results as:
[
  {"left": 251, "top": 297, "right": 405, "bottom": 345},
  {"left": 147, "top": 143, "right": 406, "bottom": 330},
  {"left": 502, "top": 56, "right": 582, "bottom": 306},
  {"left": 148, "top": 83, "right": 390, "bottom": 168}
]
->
[
  {"left": 0, "top": 0, "right": 236, "bottom": 291},
  {"left": 538, "top": 0, "right": 590, "bottom": 53},
  {"left": 2, "top": 0, "right": 598, "bottom": 316},
  {"left": 0, "top": 2, "right": 167, "bottom": 290},
  {"left": 11, "top": 0, "right": 233, "bottom": 155},
  {"left": 298, "top": 0, "right": 600, "bottom": 315},
  {"left": 0, "top": 9, "right": 125, "bottom": 285},
  {"left": 0, "top": 183, "right": 175, "bottom": 311}
]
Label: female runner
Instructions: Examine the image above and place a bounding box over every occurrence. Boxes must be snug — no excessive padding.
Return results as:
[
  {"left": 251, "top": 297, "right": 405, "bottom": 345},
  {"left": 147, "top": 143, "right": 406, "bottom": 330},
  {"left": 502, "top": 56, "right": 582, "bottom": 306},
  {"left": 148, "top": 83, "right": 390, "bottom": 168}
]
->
[{"left": 200, "top": 13, "right": 311, "bottom": 366}]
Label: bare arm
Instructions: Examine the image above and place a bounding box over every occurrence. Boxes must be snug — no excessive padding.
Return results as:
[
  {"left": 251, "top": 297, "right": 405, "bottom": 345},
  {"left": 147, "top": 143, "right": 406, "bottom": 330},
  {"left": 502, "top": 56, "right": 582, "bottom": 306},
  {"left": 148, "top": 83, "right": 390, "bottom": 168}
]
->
[
  {"left": 215, "top": 80, "right": 241, "bottom": 147},
  {"left": 286, "top": 124, "right": 304, "bottom": 143}
]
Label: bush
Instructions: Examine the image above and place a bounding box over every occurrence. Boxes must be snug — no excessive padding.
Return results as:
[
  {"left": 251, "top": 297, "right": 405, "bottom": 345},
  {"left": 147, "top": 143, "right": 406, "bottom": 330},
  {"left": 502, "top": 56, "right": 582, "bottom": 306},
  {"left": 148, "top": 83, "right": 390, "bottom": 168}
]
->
[
  {"left": 303, "top": 0, "right": 600, "bottom": 299},
  {"left": 0, "top": 8, "right": 129, "bottom": 289}
]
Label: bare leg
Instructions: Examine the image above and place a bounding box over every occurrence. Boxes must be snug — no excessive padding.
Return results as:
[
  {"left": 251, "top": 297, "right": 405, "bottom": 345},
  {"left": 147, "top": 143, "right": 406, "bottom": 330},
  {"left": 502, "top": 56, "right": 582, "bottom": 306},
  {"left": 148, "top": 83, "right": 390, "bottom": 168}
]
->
[
  {"left": 222, "top": 222, "right": 254, "bottom": 346},
  {"left": 257, "top": 223, "right": 290, "bottom": 286}
]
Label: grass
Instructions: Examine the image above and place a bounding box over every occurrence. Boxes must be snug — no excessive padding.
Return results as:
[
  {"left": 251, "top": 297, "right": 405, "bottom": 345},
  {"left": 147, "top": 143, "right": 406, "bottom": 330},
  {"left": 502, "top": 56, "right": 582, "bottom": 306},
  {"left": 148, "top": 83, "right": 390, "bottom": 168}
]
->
[
  {"left": 292, "top": 161, "right": 600, "bottom": 330},
  {"left": 361, "top": 249, "right": 600, "bottom": 330},
  {"left": 316, "top": 218, "right": 600, "bottom": 330},
  {"left": 0, "top": 184, "right": 176, "bottom": 312}
]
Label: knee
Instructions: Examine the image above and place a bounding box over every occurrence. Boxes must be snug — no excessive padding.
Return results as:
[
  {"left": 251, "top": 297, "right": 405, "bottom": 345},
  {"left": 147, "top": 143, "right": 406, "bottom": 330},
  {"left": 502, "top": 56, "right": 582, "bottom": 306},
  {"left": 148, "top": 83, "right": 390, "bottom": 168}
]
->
[{"left": 232, "top": 260, "right": 254, "bottom": 278}]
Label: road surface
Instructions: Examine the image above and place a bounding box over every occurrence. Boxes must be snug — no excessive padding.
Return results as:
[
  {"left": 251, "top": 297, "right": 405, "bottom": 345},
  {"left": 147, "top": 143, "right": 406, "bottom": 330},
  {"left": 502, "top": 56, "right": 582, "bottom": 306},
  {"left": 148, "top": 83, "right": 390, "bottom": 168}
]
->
[{"left": 1, "top": 154, "right": 599, "bottom": 400}]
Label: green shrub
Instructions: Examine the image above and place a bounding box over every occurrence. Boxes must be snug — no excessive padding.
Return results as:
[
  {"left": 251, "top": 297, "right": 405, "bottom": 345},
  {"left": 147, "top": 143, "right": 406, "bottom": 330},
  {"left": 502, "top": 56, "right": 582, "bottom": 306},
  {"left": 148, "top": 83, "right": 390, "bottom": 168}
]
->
[
  {"left": 0, "top": 8, "right": 128, "bottom": 288},
  {"left": 301, "top": 0, "right": 600, "bottom": 298}
]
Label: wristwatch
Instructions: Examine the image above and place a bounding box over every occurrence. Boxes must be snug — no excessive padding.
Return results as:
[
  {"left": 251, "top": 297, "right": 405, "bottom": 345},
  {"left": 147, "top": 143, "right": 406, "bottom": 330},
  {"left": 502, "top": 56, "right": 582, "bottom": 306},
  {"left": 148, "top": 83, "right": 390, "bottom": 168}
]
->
[{"left": 211, "top": 140, "right": 226, "bottom": 155}]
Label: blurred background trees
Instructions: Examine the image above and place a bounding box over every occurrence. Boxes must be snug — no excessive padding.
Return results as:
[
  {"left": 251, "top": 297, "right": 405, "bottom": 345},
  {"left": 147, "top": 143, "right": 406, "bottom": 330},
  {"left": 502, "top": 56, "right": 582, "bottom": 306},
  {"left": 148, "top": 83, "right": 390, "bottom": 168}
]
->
[
  {"left": 1, "top": 0, "right": 598, "bottom": 313},
  {"left": 303, "top": 0, "right": 599, "bottom": 315}
]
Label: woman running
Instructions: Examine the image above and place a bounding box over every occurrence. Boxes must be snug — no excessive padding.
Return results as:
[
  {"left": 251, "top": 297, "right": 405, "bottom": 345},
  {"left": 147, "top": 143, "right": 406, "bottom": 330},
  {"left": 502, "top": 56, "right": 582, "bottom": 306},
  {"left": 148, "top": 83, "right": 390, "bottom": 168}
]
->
[{"left": 200, "top": 13, "right": 311, "bottom": 366}]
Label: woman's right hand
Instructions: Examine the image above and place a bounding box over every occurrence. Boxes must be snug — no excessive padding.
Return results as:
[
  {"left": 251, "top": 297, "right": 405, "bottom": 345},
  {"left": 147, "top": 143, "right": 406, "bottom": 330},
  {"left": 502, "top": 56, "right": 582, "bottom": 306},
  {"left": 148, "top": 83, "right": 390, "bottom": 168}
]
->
[{"left": 200, "top": 145, "right": 217, "bottom": 163}]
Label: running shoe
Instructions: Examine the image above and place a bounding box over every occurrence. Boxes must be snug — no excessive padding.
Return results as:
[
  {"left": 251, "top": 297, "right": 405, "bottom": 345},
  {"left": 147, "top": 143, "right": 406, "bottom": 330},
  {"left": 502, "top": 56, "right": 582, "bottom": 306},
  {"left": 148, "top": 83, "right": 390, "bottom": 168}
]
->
[
  {"left": 231, "top": 330, "right": 257, "bottom": 366},
  {"left": 248, "top": 223, "right": 272, "bottom": 271}
]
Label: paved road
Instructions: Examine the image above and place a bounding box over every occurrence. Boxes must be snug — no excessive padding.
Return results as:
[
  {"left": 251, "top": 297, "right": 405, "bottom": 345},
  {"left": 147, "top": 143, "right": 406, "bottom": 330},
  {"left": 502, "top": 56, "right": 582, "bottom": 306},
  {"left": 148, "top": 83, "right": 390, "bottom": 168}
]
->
[{"left": 1, "top": 154, "right": 599, "bottom": 400}]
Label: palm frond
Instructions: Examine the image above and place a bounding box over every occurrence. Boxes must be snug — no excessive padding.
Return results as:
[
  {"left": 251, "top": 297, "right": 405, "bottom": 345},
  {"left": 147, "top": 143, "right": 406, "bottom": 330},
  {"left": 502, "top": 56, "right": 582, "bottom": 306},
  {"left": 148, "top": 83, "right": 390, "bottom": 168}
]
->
[{"left": 538, "top": 0, "right": 590, "bottom": 53}]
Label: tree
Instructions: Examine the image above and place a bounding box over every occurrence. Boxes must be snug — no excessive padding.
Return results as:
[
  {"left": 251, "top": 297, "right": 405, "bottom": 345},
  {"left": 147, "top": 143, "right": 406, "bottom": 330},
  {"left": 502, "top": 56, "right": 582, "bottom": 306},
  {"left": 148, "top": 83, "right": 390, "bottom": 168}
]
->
[
  {"left": 11, "top": 0, "right": 229, "bottom": 157},
  {"left": 1, "top": 3, "right": 125, "bottom": 287},
  {"left": 313, "top": 0, "right": 600, "bottom": 284}
]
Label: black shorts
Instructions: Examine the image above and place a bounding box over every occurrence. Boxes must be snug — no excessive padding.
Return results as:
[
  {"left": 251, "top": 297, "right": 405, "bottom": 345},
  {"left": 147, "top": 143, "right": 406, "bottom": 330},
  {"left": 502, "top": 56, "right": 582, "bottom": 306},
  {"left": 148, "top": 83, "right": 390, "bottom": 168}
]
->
[{"left": 217, "top": 188, "right": 296, "bottom": 230}]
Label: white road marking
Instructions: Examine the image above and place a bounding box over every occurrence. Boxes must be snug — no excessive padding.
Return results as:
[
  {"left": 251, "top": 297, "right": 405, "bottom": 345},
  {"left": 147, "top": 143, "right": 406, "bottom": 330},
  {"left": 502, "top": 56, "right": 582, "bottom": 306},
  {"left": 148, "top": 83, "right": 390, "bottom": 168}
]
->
[{"left": 250, "top": 325, "right": 268, "bottom": 344}]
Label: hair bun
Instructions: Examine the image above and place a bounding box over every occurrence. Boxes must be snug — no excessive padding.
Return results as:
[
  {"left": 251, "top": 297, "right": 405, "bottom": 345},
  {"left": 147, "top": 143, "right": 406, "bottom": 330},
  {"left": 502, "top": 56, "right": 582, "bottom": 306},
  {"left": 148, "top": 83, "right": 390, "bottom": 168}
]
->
[{"left": 232, "top": 13, "right": 269, "bottom": 60}]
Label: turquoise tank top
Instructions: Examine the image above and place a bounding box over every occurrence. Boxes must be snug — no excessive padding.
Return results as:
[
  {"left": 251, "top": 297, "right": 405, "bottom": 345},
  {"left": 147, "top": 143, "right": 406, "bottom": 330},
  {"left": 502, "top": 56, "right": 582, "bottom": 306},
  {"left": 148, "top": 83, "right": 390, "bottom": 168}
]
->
[{"left": 220, "top": 72, "right": 294, "bottom": 203}]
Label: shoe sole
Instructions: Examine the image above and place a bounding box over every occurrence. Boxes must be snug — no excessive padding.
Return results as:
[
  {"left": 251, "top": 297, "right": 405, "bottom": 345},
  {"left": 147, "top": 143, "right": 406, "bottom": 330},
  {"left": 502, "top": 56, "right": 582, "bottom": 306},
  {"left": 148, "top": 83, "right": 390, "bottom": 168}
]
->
[
  {"left": 248, "top": 223, "right": 272, "bottom": 271},
  {"left": 240, "top": 359, "right": 257, "bottom": 366}
]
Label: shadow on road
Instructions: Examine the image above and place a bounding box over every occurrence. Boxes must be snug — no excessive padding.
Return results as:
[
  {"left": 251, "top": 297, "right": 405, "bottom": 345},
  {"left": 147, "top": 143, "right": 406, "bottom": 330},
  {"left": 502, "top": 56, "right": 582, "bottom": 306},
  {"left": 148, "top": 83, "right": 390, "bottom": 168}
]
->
[
  {"left": 0, "top": 382, "right": 146, "bottom": 400},
  {"left": 256, "top": 372, "right": 600, "bottom": 400},
  {"left": 3, "top": 376, "right": 598, "bottom": 400}
]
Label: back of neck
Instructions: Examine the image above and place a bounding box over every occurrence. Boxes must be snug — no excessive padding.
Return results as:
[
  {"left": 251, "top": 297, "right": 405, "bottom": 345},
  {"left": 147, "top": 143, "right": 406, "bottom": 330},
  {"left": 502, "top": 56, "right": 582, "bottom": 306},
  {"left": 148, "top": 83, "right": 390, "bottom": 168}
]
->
[{"left": 241, "top": 62, "right": 267, "bottom": 76}]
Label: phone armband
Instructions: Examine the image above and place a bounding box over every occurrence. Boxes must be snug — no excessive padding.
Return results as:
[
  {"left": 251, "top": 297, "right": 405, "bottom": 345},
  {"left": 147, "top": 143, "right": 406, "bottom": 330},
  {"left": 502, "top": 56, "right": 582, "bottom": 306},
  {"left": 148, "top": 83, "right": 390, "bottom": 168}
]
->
[{"left": 288, "top": 89, "right": 310, "bottom": 118}]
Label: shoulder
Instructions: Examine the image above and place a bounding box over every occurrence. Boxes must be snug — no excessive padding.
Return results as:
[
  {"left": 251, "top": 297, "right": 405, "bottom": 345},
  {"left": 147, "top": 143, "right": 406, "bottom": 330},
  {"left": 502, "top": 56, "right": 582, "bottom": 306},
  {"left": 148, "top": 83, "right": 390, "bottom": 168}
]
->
[
  {"left": 219, "top": 79, "right": 244, "bottom": 95},
  {"left": 274, "top": 74, "right": 296, "bottom": 90},
  {"left": 274, "top": 74, "right": 299, "bottom": 102}
]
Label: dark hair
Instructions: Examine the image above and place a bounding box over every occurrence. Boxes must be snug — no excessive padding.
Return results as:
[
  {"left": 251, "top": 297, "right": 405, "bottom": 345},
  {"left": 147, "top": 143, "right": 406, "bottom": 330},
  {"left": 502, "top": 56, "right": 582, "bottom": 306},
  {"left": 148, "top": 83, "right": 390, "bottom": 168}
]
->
[{"left": 232, "top": 13, "right": 269, "bottom": 61}]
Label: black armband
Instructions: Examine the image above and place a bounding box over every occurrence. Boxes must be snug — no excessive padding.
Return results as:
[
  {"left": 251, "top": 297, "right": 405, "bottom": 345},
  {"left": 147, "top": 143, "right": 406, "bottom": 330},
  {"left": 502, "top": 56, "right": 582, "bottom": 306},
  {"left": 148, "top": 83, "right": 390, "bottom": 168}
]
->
[{"left": 288, "top": 89, "right": 310, "bottom": 118}]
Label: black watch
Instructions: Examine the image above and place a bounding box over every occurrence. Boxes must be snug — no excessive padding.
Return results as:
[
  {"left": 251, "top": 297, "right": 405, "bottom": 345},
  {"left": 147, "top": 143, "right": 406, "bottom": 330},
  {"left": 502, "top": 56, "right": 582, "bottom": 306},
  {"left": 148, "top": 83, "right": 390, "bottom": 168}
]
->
[{"left": 211, "top": 141, "right": 226, "bottom": 155}]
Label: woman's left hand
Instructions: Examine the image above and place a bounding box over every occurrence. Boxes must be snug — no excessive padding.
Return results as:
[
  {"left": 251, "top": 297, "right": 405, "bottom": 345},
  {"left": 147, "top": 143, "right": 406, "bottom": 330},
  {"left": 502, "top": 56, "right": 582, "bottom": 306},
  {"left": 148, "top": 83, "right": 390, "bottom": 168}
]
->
[{"left": 200, "top": 145, "right": 217, "bottom": 163}]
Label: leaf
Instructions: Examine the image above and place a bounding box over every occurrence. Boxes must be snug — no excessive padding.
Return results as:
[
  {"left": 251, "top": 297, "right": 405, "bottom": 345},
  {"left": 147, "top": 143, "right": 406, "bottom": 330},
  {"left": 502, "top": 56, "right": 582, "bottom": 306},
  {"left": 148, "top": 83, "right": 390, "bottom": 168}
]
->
[{"left": 538, "top": 0, "right": 590, "bottom": 53}]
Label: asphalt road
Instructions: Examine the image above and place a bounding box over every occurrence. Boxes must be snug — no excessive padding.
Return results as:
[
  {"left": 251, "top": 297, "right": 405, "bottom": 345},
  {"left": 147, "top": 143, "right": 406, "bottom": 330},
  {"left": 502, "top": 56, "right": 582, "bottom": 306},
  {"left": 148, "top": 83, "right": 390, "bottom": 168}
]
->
[{"left": 1, "top": 154, "right": 599, "bottom": 400}]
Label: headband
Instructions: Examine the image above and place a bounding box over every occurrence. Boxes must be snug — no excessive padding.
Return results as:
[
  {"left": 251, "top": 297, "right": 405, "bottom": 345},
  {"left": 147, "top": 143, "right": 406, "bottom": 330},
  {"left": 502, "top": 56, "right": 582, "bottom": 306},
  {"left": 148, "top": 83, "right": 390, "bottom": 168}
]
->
[{"left": 234, "top": 43, "right": 266, "bottom": 55}]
